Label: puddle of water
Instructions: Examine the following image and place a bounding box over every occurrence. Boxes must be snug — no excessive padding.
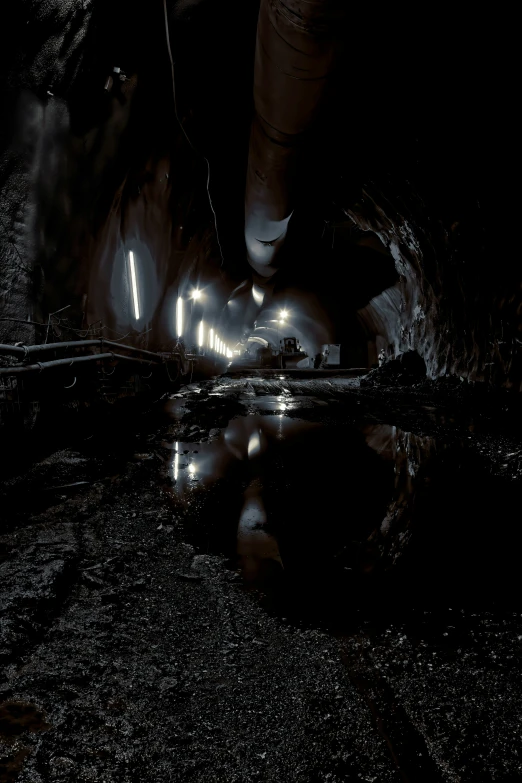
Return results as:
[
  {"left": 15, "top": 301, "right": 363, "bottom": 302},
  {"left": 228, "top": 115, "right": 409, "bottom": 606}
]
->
[
  {"left": 243, "top": 395, "right": 328, "bottom": 412},
  {"left": 160, "top": 406, "right": 521, "bottom": 632},
  {"left": 163, "top": 414, "right": 321, "bottom": 494}
]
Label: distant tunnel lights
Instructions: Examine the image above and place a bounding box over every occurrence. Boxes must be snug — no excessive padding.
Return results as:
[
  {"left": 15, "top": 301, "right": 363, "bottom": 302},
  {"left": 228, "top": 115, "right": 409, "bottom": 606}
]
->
[
  {"left": 192, "top": 289, "right": 202, "bottom": 301},
  {"left": 176, "top": 297, "right": 183, "bottom": 337},
  {"left": 128, "top": 251, "right": 140, "bottom": 320},
  {"left": 212, "top": 336, "right": 232, "bottom": 357}
]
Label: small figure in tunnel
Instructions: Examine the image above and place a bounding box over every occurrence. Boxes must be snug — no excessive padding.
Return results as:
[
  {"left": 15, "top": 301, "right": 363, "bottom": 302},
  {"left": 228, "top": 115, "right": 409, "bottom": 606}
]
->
[
  {"left": 314, "top": 352, "right": 322, "bottom": 369},
  {"left": 104, "top": 67, "right": 128, "bottom": 97}
]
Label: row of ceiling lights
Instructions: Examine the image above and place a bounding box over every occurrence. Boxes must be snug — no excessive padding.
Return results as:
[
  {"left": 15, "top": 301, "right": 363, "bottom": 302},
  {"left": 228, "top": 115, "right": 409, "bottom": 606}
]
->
[
  {"left": 177, "top": 291, "right": 233, "bottom": 358},
  {"left": 129, "top": 252, "right": 290, "bottom": 356},
  {"left": 129, "top": 253, "right": 232, "bottom": 357}
]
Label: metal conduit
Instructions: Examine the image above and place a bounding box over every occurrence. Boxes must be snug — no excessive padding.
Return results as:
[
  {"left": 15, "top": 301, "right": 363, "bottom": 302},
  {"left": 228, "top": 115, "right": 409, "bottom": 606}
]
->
[
  {"left": 0, "top": 340, "right": 164, "bottom": 361},
  {"left": 0, "top": 352, "right": 158, "bottom": 376},
  {"left": 244, "top": 0, "right": 343, "bottom": 283}
]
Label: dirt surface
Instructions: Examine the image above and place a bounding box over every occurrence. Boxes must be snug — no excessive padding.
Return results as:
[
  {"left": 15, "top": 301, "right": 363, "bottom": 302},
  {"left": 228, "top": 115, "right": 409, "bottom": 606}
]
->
[{"left": 1, "top": 373, "right": 522, "bottom": 782}]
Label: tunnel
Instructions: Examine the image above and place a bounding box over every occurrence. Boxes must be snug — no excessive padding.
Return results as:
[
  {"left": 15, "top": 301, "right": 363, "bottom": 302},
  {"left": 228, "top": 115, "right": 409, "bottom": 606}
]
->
[{"left": 0, "top": 3, "right": 520, "bottom": 782}]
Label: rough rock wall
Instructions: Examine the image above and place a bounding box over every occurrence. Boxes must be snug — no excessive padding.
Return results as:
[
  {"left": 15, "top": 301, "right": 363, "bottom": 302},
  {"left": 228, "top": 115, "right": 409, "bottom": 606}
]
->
[
  {"left": 0, "top": 0, "right": 223, "bottom": 349},
  {"left": 0, "top": 0, "right": 97, "bottom": 343},
  {"left": 348, "top": 184, "right": 521, "bottom": 390}
]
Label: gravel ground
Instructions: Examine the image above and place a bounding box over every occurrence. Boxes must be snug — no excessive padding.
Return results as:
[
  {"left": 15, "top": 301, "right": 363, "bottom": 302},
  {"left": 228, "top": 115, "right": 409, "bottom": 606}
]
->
[{"left": 1, "top": 373, "right": 521, "bottom": 782}]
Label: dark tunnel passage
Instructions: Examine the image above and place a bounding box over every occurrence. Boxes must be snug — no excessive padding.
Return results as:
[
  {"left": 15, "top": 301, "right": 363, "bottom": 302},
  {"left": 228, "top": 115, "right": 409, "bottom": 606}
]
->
[{"left": 0, "top": 3, "right": 521, "bottom": 782}]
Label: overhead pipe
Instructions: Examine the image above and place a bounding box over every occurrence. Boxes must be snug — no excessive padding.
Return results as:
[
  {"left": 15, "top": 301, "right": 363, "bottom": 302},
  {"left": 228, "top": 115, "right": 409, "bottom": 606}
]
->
[{"left": 244, "top": 0, "right": 343, "bottom": 284}]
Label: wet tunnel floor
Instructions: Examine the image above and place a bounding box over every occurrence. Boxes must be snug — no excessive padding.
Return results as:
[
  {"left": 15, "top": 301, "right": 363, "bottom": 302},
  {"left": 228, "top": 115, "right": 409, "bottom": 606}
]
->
[
  {"left": 161, "top": 377, "right": 522, "bottom": 624},
  {"left": 1, "top": 375, "right": 522, "bottom": 782}
]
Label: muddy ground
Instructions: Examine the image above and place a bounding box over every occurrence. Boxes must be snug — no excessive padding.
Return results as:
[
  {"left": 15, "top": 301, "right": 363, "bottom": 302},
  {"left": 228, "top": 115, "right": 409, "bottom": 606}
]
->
[{"left": 1, "top": 372, "right": 522, "bottom": 782}]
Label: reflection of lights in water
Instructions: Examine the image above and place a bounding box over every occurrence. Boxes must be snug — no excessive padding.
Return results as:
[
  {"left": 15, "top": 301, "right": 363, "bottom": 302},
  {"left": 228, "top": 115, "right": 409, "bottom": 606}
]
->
[
  {"left": 247, "top": 431, "right": 261, "bottom": 458},
  {"left": 173, "top": 442, "right": 179, "bottom": 481},
  {"left": 238, "top": 492, "right": 283, "bottom": 581}
]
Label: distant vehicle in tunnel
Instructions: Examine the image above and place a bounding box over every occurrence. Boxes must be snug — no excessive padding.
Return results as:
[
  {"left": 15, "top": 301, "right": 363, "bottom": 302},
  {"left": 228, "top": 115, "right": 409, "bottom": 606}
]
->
[
  {"left": 277, "top": 336, "right": 307, "bottom": 368},
  {"left": 320, "top": 344, "right": 341, "bottom": 368}
]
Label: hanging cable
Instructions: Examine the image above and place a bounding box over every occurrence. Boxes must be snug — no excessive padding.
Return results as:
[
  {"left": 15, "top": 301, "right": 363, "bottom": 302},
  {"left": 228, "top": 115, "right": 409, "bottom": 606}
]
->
[{"left": 162, "top": 0, "right": 225, "bottom": 266}]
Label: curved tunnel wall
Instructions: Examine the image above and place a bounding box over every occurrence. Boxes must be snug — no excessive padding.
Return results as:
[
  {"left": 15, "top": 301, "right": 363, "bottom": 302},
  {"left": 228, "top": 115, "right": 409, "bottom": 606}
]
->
[{"left": 0, "top": 1, "right": 519, "bottom": 388}]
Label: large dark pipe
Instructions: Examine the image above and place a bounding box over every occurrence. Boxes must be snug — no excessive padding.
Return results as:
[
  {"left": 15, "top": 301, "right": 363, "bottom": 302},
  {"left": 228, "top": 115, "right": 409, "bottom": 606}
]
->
[{"left": 244, "top": 0, "right": 342, "bottom": 283}]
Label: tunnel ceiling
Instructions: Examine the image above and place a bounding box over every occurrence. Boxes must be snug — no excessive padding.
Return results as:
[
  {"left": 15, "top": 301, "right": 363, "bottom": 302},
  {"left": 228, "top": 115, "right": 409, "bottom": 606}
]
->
[{"left": 0, "top": 2, "right": 519, "bottom": 385}]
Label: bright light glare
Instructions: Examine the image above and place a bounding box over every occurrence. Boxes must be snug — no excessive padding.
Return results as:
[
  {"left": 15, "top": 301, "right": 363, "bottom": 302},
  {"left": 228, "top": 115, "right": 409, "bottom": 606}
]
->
[
  {"left": 227, "top": 349, "right": 232, "bottom": 358},
  {"left": 191, "top": 289, "right": 202, "bottom": 300},
  {"left": 128, "top": 251, "right": 140, "bottom": 320},
  {"left": 176, "top": 297, "right": 183, "bottom": 337},
  {"left": 210, "top": 328, "right": 214, "bottom": 349},
  {"left": 198, "top": 320, "right": 204, "bottom": 347},
  {"left": 252, "top": 285, "right": 264, "bottom": 306},
  {"left": 173, "top": 443, "right": 179, "bottom": 481},
  {"left": 280, "top": 309, "right": 288, "bottom": 319},
  {"left": 188, "top": 463, "right": 195, "bottom": 475},
  {"left": 248, "top": 431, "right": 261, "bottom": 458}
]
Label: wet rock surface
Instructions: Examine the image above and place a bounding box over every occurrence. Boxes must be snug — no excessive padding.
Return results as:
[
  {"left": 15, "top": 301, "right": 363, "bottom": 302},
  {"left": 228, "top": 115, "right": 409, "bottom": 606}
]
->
[{"left": 1, "top": 373, "right": 521, "bottom": 782}]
